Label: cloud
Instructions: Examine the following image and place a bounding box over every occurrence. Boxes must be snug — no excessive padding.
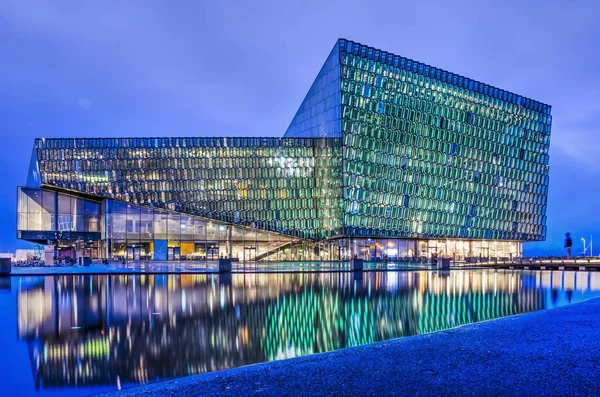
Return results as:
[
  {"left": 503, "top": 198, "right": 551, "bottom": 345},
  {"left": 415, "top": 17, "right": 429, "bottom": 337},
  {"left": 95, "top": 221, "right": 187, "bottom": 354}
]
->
[
  {"left": 0, "top": 0, "right": 297, "bottom": 136},
  {"left": 551, "top": 127, "right": 600, "bottom": 169},
  {"left": 549, "top": 100, "right": 600, "bottom": 169},
  {"left": 78, "top": 96, "right": 92, "bottom": 109}
]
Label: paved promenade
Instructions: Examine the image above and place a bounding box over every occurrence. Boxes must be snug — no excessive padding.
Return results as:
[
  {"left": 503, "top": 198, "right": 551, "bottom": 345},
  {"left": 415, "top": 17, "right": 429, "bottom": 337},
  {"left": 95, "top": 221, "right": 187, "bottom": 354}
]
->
[
  {"left": 8, "top": 261, "right": 438, "bottom": 275},
  {"left": 100, "top": 297, "right": 600, "bottom": 397},
  {"left": 9, "top": 259, "right": 599, "bottom": 276}
]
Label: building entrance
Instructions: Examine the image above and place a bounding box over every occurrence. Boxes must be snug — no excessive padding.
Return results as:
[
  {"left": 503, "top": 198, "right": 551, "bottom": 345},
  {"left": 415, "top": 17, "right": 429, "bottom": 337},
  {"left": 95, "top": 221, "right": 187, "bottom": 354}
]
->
[
  {"left": 244, "top": 246, "right": 256, "bottom": 261},
  {"left": 127, "top": 247, "right": 140, "bottom": 261},
  {"left": 168, "top": 247, "right": 181, "bottom": 261}
]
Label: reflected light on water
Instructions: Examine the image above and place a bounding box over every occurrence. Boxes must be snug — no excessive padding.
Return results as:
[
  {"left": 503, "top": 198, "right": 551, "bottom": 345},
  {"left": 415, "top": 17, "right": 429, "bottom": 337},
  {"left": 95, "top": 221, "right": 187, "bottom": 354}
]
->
[{"left": 8, "top": 270, "right": 600, "bottom": 394}]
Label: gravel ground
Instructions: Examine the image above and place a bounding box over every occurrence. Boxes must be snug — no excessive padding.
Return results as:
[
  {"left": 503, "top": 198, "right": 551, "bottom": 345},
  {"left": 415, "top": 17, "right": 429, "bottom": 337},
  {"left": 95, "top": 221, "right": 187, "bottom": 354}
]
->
[{"left": 99, "top": 297, "right": 600, "bottom": 397}]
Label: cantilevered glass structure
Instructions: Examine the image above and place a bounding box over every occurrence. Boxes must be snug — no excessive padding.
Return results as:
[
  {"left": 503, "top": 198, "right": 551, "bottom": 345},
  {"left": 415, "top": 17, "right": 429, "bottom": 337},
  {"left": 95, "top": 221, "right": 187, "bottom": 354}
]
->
[{"left": 17, "top": 39, "right": 551, "bottom": 262}]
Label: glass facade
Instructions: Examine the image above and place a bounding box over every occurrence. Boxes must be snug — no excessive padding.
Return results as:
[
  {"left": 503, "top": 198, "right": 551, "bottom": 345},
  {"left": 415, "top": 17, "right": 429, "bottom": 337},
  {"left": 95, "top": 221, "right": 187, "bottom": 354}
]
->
[
  {"left": 347, "top": 238, "right": 520, "bottom": 261},
  {"left": 32, "top": 137, "right": 343, "bottom": 240},
  {"left": 102, "top": 199, "right": 314, "bottom": 261},
  {"left": 285, "top": 45, "right": 342, "bottom": 138},
  {"left": 338, "top": 39, "right": 550, "bottom": 242},
  {"left": 332, "top": 39, "right": 550, "bottom": 242},
  {"left": 17, "top": 39, "right": 551, "bottom": 261},
  {"left": 18, "top": 187, "right": 343, "bottom": 262},
  {"left": 17, "top": 187, "right": 101, "bottom": 237}
]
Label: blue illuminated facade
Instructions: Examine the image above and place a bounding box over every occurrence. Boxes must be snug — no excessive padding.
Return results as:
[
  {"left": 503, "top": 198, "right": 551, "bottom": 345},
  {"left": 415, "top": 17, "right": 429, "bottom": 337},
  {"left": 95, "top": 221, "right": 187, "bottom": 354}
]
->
[{"left": 17, "top": 39, "right": 551, "bottom": 262}]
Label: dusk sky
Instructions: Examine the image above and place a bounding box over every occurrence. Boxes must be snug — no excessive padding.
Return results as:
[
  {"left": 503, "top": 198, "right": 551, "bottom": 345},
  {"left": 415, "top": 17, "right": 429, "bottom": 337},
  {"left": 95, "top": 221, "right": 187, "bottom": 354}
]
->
[{"left": 1, "top": 0, "right": 598, "bottom": 256}]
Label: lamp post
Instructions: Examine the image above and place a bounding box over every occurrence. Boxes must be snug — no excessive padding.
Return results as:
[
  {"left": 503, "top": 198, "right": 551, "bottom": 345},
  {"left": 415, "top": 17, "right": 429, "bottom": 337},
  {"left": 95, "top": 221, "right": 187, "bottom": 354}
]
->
[{"left": 582, "top": 238, "right": 587, "bottom": 257}]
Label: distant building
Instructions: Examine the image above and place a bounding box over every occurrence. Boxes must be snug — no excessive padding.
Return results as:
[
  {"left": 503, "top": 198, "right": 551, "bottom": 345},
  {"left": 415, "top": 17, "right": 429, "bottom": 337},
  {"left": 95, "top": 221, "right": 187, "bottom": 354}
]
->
[
  {"left": 16, "top": 39, "right": 551, "bottom": 262},
  {"left": 15, "top": 249, "right": 35, "bottom": 262}
]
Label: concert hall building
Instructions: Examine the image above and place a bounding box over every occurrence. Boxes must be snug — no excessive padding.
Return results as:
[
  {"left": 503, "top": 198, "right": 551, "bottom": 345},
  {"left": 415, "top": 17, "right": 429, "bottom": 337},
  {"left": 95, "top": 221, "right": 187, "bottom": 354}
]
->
[{"left": 17, "top": 39, "right": 552, "bottom": 262}]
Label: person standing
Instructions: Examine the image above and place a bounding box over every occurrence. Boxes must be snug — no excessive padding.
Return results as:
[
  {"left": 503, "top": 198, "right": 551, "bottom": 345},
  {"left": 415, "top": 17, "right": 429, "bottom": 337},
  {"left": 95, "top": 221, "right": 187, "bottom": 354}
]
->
[{"left": 565, "top": 233, "right": 573, "bottom": 259}]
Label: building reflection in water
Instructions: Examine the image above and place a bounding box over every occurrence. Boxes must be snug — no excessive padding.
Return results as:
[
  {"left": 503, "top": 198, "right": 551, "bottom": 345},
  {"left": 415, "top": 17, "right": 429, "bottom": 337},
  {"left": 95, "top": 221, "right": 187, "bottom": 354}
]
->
[{"left": 15, "top": 270, "right": 600, "bottom": 391}]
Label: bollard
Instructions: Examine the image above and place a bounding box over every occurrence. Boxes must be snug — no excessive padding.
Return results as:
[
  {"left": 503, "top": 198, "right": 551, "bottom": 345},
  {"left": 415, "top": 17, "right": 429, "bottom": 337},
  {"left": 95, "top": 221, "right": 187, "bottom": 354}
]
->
[
  {"left": 437, "top": 258, "right": 450, "bottom": 269},
  {"left": 350, "top": 258, "right": 364, "bottom": 271},
  {"left": 218, "top": 258, "right": 232, "bottom": 273},
  {"left": 0, "top": 258, "right": 11, "bottom": 275}
]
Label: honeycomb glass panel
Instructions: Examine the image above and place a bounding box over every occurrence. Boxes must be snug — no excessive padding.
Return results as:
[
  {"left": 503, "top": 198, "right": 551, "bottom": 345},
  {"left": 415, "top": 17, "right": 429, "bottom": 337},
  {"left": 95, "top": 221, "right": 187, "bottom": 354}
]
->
[{"left": 338, "top": 39, "right": 551, "bottom": 242}]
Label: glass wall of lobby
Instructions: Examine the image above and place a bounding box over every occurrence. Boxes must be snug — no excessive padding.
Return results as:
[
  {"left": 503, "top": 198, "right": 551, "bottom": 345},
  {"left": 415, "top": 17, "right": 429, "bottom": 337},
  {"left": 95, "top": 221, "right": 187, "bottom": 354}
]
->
[
  {"left": 18, "top": 188, "right": 522, "bottom": 262},
  {"left": 104, "top": 200, "right": 329, "bottom": 262},
  {"left": 339, "top": 238, "right": 521, "bottom": 261},
  {"left": 17, "top": 187, "right": 102, "bottom": 260}
]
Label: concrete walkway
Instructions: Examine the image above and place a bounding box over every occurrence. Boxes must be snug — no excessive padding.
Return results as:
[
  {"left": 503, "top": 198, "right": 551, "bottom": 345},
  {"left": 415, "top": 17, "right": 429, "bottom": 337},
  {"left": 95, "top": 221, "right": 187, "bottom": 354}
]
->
[
  {"left": 100, "top": 297, "right": 600, "bottom": 397},
  {"left": 8, "top": 261, "right": 443, "bottom": 275}
]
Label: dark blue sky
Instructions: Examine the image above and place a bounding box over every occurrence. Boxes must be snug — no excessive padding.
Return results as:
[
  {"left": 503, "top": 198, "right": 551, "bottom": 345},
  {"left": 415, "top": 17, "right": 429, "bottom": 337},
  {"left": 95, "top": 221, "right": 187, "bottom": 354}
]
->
[{"left": 1, "top": 0, "right": 598, "bottom": 256}]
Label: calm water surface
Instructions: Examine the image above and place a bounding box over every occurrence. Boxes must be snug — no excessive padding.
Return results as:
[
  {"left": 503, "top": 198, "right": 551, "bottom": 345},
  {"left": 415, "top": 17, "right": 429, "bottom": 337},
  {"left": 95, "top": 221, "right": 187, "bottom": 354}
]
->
[{"left": 1, "top": 269, "right": 599, "bottom": 396}]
